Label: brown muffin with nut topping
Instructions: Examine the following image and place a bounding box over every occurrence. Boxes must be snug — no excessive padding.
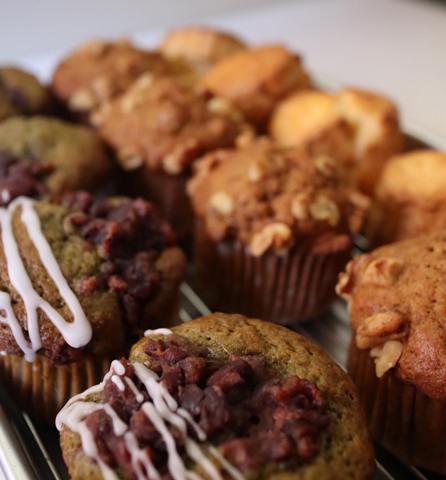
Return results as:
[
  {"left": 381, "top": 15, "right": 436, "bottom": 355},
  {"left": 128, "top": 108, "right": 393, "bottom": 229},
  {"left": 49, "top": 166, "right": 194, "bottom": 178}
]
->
[
  {"left": 367, "top": 150, "right": 446, "bottom": 245},
  {"left": 93, "top": 74, "right": 248, "bottom": 239},
  {"left": 188, "top": 136, "right": 369, "bottom": 324},
  {"left": 160, "top": 26, "right": 246, "bottom": 73},
  {"left": 202, "top": 44, "right": 312, "bottom": 129},
  {"left": 51, "top": 38, "right": 170, "bottom": 118},
  {"left": 337, "top": 234, "right": 446, "bottom": 473},
  {"left": 270, "top": 87, "right": 404, "bottom": 194}
]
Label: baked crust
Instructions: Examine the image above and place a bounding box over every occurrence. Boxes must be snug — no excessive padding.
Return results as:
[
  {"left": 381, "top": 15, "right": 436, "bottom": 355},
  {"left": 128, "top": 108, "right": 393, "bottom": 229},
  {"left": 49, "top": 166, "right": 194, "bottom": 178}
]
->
[
  {"left": 337, "top": 234, "right": 446, "bottom": 399},
  {"left": 202, "top": 44, "right": 312, "bottom": 128},
  {"left": 60, "top": 313, "right": 374, "bottom": 480},
  {"left": 160, "top": 26, "right": 246, "bottom": 72},
  {"left": 368, "top": 150, "right": 446, "bottom": 244}
]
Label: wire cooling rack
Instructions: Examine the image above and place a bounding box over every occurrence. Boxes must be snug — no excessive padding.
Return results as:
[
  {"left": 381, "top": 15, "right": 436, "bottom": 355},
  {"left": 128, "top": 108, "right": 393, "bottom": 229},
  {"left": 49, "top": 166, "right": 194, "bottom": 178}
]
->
[{"left": 0, "top": 282, "right": 441, "bottom": 480}]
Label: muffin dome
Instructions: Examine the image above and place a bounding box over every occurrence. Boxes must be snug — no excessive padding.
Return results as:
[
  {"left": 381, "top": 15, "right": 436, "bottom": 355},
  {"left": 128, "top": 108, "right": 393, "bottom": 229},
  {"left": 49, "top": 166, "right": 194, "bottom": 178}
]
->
[
  {"left": 188, "top": 137, "right": 368, "bottom": 255},
  {"left": 202, "top": 45, "right": 312, "bottom": 128},
  {"left": 58, "top": 314, "right": 374, "bottom": 480},
  {"left": 52, "top": 38, "right": 170, "bottom": 114},
  {"left": 0, "top": 116, "right": 111, "bottom": 202},
  {"left": 160, "top": 26, "right": 246, "bottom": 72},
  {"left": 270, "top": 87, "right": 403, "bottom": 194},
  {"left": 0, "top": 66, "right": 50, "bottom": 121},
  {"left": 368, "top": 150, "right": 446, "bottom": 244},
  {"left": 93, "top": 75, "right": 247, "bottom": 174}
]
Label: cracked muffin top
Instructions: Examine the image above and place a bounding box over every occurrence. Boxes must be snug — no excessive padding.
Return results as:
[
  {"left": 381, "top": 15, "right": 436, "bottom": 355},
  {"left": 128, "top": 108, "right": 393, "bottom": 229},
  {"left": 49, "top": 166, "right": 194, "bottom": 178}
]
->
[
  {"left": 58, "top": 313, "right": 374, "bottom": 480},
  {"left": 0, "top": 66, "right": 50, "bottom": 121},
  {"left": 368, "top": 150, "right": 446, "bottom": 245},
  {"left": 92, "top": 74, "right": 248, "bottom": 174},
  {"left": 51, "top": 38, "right": 171, "bottom": 114},
  {"left": 188, "top": 137, "right": 369, "bottom": 256},
  {"left": 0, "top": 116, "right": 111, "bottom": 202},
  {"left": 0, "top": 192, "right": 185, "bottom": 364},
  {"left": 337, "top": 234, "right": 446, "bottom": 399},
  {"left": 202, "top": 44, "right": 312, "bottom": 128},
  {"left": 160, "top": 26, "right": 246, "bottom": 73}
]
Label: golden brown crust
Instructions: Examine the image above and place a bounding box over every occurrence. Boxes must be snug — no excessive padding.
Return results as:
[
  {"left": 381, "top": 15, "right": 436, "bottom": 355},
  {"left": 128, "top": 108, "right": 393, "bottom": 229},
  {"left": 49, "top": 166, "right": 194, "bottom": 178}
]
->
[
  {"left": 52, "top": 38, "right": 170, "bottom": 113},
  {"left": 269, "top": 87, "right": 403, "bottom": 194},
  {"left": 160, "top": 26, "right": 246, "bottom": 72},
  {"left": 187, "top": 136, "right": 369, "bottom": 254},
  {"left": 61, "top": 314, "right": 374, "bottom": 479},
  {"left": 368, "top": 150, "right": 446, "bottom": 245},
  {"left": 337, "top": 234, "right": 446, "bottom": 399},
  {"left": 202, "top": 45, "right": 312, "bottom": 128},
  {"left": 93, "top": 75, "right": 247, "bottom": 174}
]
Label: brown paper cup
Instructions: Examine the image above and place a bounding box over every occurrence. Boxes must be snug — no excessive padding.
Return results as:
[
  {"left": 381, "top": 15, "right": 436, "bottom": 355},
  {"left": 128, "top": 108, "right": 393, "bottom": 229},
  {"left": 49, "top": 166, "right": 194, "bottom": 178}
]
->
[
  {"left": 194, "top": 222, "right": 351, "bottom": 325},
  {"left": 0, "top": 354, "right": 113, "bottom": 423},
  {"left": 348, "top": 342, "right": 446, "bottom": 474}
]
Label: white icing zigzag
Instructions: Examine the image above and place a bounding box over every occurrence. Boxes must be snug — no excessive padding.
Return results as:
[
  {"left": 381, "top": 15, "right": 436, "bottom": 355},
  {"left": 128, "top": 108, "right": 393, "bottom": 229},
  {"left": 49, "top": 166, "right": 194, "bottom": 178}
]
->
[
  {"left": 56, "top": 354, "right": 244, "bottom": 480},
  {"left": 0, "top": 197, "right": 92, "bottom": 361}
]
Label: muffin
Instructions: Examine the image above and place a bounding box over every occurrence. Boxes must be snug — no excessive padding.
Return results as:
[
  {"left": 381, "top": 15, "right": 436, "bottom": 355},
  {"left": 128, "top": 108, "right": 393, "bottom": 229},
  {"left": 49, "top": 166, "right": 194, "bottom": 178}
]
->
[
  {"left": 367, "top": 150, "right": 446, "bottom": 245},
  {"left": 0, "top": 192, "right": 185, "bottom": 421},
  {"left": 187, "top": 137, "right": 369, "bottom": 324},
  {"left": 0, "top": 116, "right": 111, "bottom": 203},
  {"left": 160, "top": 26, "right": 246, "bottom": 73},
  {"left": 92, "top": 75, "right": 248, "bottom": 239},
  {"left": 202, "top": 45, "right": 312, "bottom": 128},
  {"left": 270, "top": 87, "right": 404, "bottom": 194},
  {"left": 57, "top": 313, "right": 374, "bottom": 480},
  {"left": 0, "top": 66, "right": 50, "bottom": 121},
  {"left": 337, "top": 234, "right": 446, "bottom": 473},
  {"left": 51, "top": 38, "right": 171, "bottom": 118}
]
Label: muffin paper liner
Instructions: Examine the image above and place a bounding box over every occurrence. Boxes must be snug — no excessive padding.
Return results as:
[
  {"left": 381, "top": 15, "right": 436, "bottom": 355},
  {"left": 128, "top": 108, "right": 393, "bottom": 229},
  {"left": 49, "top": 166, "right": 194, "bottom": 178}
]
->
[
  {"left": 0, "top": 354, "right": 113, "bottom": 423},
  {"left": 123, "top": 168, "right": 192, "bottom": 241},
  {"left": 348, "top": 342, "right": 446, "bottom": 474},
  {"left": 194, "top": 221, "right": 351, "bottom": 325}
]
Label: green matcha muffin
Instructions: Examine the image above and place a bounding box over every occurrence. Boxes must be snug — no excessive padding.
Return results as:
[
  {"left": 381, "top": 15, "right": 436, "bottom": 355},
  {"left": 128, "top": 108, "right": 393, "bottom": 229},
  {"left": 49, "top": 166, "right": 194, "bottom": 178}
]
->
[
  {"left": 0, "top": 66, "right": 50, "bottom": 121},
  {"left": 57, "top": 313, "right": 374, "bottom": 479},
  {"left": 0, "top": 116, "right": 111, "bottom": 203},
  {"left": 0, "top": 192, "right": 185, "bottom": 421}
]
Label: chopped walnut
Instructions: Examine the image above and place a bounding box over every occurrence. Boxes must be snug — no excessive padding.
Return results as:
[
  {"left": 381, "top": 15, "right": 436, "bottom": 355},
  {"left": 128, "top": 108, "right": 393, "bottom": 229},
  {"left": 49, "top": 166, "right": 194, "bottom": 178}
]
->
[
  {"left": 336, "top": 259, "right": 355, "bottom": 298},
  {"left": 362, "top": 257, "right": 404, "bottom": 286},
  {"left": 69, "top": 89, "right": 96, "bottom": 110},
  {"left": 250, "top": 222, "right": 292, "bottom": 256},
  {"left": 370, "top": 340, "right": 403, "bottom": 378},
  {"left": 356, "top": 311, "right": 406, "bottom": 349},
  {"left": 91, "top": 76, "right": 112, "bottom": 101},
  {"left": 291, "top": 193, "right": 309, "bottom": 221},
  {"left": 314, "top": 154, "right": 338, "bottom": 178},
  {"left": 248, "top": 163, "right": 263, "bottom": 182},
  {"left": 309, "top": 196, "right": 340, "bottom": 226},
  {"left": 210, "top": 191, "right": 233, "bottom": 215}
]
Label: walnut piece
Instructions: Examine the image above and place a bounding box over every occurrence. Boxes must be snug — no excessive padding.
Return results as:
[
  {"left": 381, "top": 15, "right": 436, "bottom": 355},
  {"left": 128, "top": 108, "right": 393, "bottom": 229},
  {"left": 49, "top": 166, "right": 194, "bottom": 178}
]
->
[
  {"left": 336, "top": 259, "right": 355, "bottom": 298},
  {"left": 69, "top": 89, "right": 96, "bottom": 111},
  {"left": 362, "top": 257, "right": 404, "bottom": 286},
  {"left": 250, "top": 222, "right": 292, "bottom": 257},
  {"left": 309, "top": 195, "right": 340, "bottom": 226},
  {"left": 314, "top": 154, "right": 338, "bottom": 178},
  {"left": 370, "top": 340, "right": 403, "bottom": 378},
  {"left": 210, "top": 191, "right": 234, "bottom": 215},
  {"left": 356, "top": 311, "right": 406, "bottom": 349},
  {"left": 291, "top": 193, "right": 309, "bottom": 221}
]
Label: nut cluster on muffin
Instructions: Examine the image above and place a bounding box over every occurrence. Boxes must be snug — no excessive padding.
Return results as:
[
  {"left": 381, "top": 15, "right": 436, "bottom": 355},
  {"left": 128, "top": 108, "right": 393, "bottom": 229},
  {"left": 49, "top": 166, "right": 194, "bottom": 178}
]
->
[
  {"left": 188, "top": 136, "right": 369, "bottom": 324},
  {"left": 270, "top": 87, "right": 404, "bottom": 194},
  {"left": 57, "top": 314, "right": 374, "bottom": 480}
]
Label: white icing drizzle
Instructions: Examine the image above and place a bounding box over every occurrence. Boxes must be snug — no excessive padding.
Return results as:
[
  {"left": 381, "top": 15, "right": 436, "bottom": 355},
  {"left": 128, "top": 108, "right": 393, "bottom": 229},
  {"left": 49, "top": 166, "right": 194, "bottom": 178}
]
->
[
  {"left": 144, "top": 328, "right": 173, "bottom": 337},
  {"left": 111, "top": 375, "right": 125, "bottom": 392},
  {"left": 0, "top": 197, "right": 92, "bottom": 361},
  {"left": 56, "top": 360, "right": 244, "bottom": 480}
]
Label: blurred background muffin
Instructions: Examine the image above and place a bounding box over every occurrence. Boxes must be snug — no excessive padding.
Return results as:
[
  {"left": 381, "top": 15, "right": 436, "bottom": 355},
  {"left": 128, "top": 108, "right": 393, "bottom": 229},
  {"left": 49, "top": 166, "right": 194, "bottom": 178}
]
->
[
  {"left": 0, "top": 66, "right": 51, "bottom": 121},
  {"left": 202, "top": 44, "right": 312, "bottom": 129},
  {"left": 0, "top": 193, "right": 185, "bottom": 421},
  {"left": 188, "top": 136, "right": 369, "bottom": 324},
  {"left": 93, "top": 74, "right": 248, "bottom": 239},
  {"left": 0, "top": 116, "right": 111, "bottom": 202},
  {"left": 337, "top": 234, "right": 446, "bottom": 474},
  {"left": 58, "top": 313, "right": 374, "bottom": 480},
  {"left": 270, "top": 87, "right": 404, "bottom": 194},
  {"left": 367, "top": 150, "right": 446, "bottom": 245},
  {"left": 51, "top": 38, "right": 171, "bottom": 119},
  {"left": 160, "top": 26, "right": 246, "bottom": 73}
]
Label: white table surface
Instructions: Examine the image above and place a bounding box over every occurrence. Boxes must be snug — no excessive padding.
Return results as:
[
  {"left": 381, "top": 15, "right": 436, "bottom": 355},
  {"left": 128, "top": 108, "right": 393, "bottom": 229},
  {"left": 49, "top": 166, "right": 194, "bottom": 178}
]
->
[{"left": 4, "top": 0, "right": 446, "bottom": 148}]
